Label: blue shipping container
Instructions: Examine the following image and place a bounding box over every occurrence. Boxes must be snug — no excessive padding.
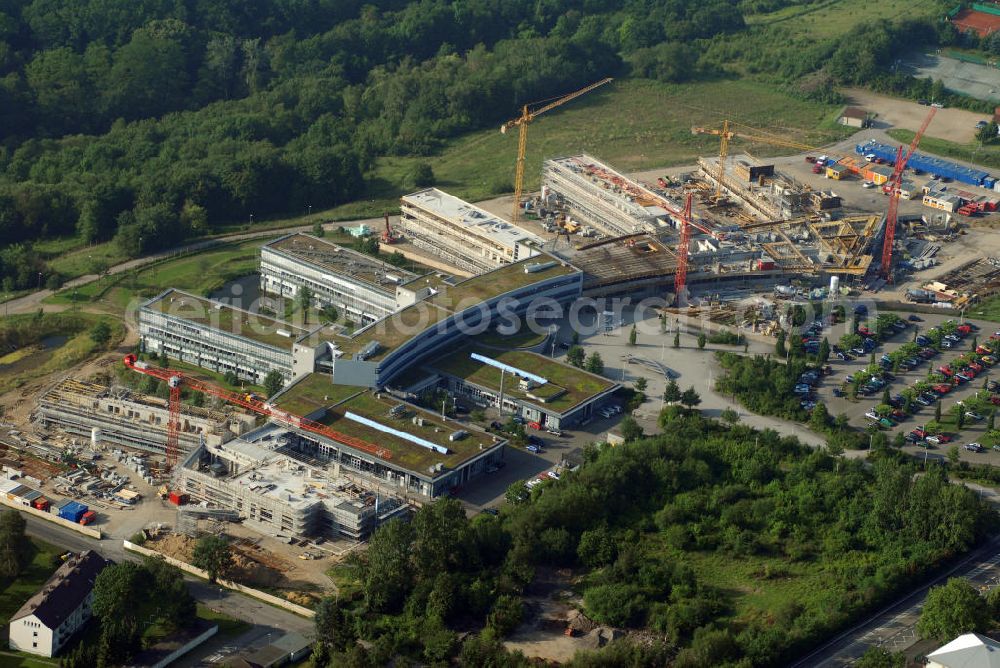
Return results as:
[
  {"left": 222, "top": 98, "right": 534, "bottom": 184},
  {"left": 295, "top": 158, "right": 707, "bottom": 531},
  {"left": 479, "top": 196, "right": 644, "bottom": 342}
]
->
[
  {"left": 57, "top": 500, "right": 87, "bottom": 523},
  {"left": 856, "top": 140, "right": 990, "bottom": 187}
]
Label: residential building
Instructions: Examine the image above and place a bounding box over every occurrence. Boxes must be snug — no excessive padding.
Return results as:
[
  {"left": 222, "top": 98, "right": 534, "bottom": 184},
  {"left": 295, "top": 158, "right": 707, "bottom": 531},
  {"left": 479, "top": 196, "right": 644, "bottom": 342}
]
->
[
  {"left": 260, "top": 233, "right": 418, "bottom": 325},
  {"left": 399, "top": 188, "right": 541, "bottom": 274},
  {"left": 927, "top": 633, "right": 1000, "bottom": 668},
  {"left": 9, "top": 551, "right": 110, "bottom": 657}
]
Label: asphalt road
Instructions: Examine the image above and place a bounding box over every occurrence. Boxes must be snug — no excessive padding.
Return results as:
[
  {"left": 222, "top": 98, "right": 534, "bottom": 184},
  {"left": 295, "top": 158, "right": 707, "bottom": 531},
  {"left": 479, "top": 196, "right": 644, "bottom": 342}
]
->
[{"left": 22, "top": 515, "right": 314, "bottom": 639}]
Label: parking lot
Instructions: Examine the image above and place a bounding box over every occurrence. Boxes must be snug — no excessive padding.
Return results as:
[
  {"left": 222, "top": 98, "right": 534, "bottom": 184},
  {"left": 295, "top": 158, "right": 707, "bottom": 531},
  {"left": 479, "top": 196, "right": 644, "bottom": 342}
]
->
[{"left": 801, "top": 310, "right": 1000, "bottom": 465}]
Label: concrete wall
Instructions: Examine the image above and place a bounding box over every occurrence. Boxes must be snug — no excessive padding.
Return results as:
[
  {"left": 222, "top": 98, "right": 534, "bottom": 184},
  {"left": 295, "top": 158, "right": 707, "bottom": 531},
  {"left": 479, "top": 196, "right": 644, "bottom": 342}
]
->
[
  {"left": 123, "top": 541, "right": 316, "bottom": 618},
  {"left": 0, "top": 494, "right": 101, "bottom": 539}
]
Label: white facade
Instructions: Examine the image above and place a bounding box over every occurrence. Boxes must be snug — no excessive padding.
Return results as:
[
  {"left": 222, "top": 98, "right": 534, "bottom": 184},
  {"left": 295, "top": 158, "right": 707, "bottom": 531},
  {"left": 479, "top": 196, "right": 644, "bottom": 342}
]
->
[
  {"left": 9, "top": 614, "right": 57, "bottom": 657},
  {"left": 260, "top": 234, "right": 417, "bottom": 325},
  {"left": 138, "top": 290, "right": 304, "bottom": 385},
  {"left": 9, "top": 551, "right": 107, "bottom": 658},
  {"left": 399, "top": 188, "right": 540, "bottom": 274}
]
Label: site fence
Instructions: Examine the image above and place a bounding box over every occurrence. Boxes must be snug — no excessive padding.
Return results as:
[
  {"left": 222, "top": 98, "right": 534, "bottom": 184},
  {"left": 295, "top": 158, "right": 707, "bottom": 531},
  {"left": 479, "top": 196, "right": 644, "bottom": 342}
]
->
[
  {"left": 0, "top": 494, "right": 102, "bottom": 539},
  {"left": 123, "top": 540, "right": 316, "bottom": 618}
]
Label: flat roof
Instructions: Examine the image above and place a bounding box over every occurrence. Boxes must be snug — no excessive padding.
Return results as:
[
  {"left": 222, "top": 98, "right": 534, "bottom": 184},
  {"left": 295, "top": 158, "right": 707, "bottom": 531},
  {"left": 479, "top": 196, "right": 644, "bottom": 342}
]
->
[
  {"left": 271, "top": 373, "right": 366, "bottom": 417},
  {"left": 264, "top": 233, "right": 417, "bottom": 290},
  {"left": 430, "top": 345, "right": 616, "bottom": 413},
  {"left": 288, "top": 389, "right": 499, "bottom": 474},
  {"left": 309, "top": 256, "right": 579, "bottom": 362},
  {"left": 143, "top": 289, "right": 306, "bottom": 350},
  {"left": 402, "top": 188, "right": 541, "bottom": 250}
]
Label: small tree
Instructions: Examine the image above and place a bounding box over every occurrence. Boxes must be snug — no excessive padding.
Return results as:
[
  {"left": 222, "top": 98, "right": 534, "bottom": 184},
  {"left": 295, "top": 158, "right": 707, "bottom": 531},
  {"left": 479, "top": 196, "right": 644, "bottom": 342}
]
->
[
  {"left": 223, "top": 370, "right": 239, "bottom": 386},
  {"left": 192, "top": 535, "right": 233, "bottom": 584},
  {"left": 634, "top": 377, "right": 647, "bottom": 393},
  {"left": 697, "top": 332, "right": 706, "bottom": 350},
  {"left": 90, "top": 321, "right": 112, "bottom": 346},
  {"left": 720, "top": 408, "right": 740, "bottom": 425},
  {"left": 775, "top": 330, "right": 787, "bottom": 358},
  {"left": 918, "top": 578, "right": 990, "bottom": 641},
  {"left": 405, "top": 162, "right": 436, "bottom": 189},
  {"left": 882, "top": 388, "right": 891, "bottom": 406},
  {"left": 663, "top": 379, "right": 682, "bottom": 404},
  {"left": 619, "top": 416, "right": 643, "bottom": 441},
  {"left": 312, "top": 220, "right": 325, "bottom": 237},
  {"left": 809, "top": 402, "right": 830, "bottom": 431},
  {"left": 935, "top": 400, "right": 942, "bottom": 423},
  {"left": 947, "top": 445, "right": 960, "bottom": 465},
  {"left": 817, "top": 337, "right": 830, "bottom": 364},
  {"left": 320, "top": 305, "right": 339, "bottom": 323},
  {"left": 628, "top": 325, "right": 637, "bottom": 347},
  {"left": 680, "top": 387, "right": 701, "bottom": 412},
  {"left": 298, "top": 286, "right": 313, "bottom": 323},
  {"left": 263, "top": 370, "right": 284, "bottom": 398},
  {"left": 571, "top": 331, "right": 580, "bottom": 345},
  {"left": 989, "top": 410, "right": 996, "bottom": 432},
  {"left": 584, "top": 352, "right": 604, "bottom": 375},
  {"left": 566, "top": 345, "right": 585, "bottom": 368}
]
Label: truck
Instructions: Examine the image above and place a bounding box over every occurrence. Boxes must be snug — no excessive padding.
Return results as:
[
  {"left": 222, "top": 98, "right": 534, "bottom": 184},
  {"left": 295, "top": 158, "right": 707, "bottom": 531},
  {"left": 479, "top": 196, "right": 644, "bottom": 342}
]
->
[
  {"left": 79, "top": 510, "right": 96, "bottom": 526},
  {"left": 168, "top": 491, "right": 189, "bottom": 506}
]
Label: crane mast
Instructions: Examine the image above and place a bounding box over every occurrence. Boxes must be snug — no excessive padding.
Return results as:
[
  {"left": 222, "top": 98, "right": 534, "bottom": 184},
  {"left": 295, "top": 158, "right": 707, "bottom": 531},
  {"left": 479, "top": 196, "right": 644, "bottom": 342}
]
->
[
  {"left": 881, "top": 107, "right": 936, "bottom": 280},
  {"left": 501, "top": 77, "right": 613, "bottom": 222}
]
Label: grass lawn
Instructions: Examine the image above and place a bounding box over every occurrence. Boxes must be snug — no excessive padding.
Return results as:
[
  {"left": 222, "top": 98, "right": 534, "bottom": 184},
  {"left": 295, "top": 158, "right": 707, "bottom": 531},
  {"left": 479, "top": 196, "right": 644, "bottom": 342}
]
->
[
  {"left": 47, "top": 239, "right": 265, "bottom": 311},
  {"left": 196, "top": 604, "right": 251, "bottom": 639},
  {"left": 0, "top": 313, "right": 124, "bottom": 395},
  {"left": 970, "top": 296, "right": 1000, "bottom": 323},
  {"left": 745, "top": 0, "right": 942, "bottom": 39},
  {"left": 0, "top": 538, "right": 63, "bottom": 627},
  {"left": 367, "top": 78, "right": 852, "bottom": 207}
]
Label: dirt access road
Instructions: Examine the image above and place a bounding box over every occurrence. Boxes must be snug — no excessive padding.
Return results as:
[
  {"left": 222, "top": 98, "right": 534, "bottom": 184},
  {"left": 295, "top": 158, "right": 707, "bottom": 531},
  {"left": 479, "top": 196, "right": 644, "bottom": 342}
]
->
[{"left": 843, "top": 88, "right": 988, "bottom": 143}]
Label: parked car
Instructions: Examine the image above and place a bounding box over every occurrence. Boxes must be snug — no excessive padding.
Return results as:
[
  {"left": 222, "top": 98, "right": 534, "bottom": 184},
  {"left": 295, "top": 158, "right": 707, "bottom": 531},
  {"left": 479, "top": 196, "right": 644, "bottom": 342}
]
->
[
  {"left": 912, "top": 426, "right": 928, "bottom": 438},
  {"left": 915, "top": 395, "right": 933, "bottom": 406},
  {"left": 832, "top": 388, "right": 845, "bottom": 397},
  {"left": 942, "top": 340, "right": 953, "bottom": 349},
  {"left": 526, "top": 444, "right": 542, "bottom": 454},
  {"left": 862, "top": 181, "right": 875, "bottom": 189},
  {"left": 993, "top": 444, "right": 1000, "bottom": 452},
  {"left": 938, "top": 366, "right": 954, "bottom": 377},
  {"left": 967, "top": 412, "right": 985, "bottom": 422},
  {"left": 908, "top": 314, "right": 923, "bottom": 322},
  {"left": 965, "top": 442, "right": 985, "bottom": 452}
]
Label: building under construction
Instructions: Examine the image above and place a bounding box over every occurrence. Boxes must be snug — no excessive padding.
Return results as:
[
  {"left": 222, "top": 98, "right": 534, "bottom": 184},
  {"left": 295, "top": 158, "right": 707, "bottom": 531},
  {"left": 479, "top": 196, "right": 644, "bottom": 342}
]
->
[
  {"left": 178, "top": 426, "right": 410, "bottom": 541},
  {"left": 542, "top": 154, "right": 683, "bottom": 237},
  {"left": 260, "top": 233, "right": 418, "bottom": 325},
  {"left": 696, "top": 154, "right": 842, "bottom": 220},
  {"left": 35, "top": 379, "right": 256, "bottom": 457},
  {"left": 399, "top": 188, "right": 542, "bottom": 274}
]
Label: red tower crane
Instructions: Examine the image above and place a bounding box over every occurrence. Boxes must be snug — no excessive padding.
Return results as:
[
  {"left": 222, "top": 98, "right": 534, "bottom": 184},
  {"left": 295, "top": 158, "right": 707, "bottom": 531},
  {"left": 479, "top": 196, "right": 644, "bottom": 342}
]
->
[
  {"left": 674, "top": 193, "right": 694, "bottom": 305},
  {"left": 881, "top": 108, "right": 936, "bottom": 280},
  {"left": 123, "top": 354, "right": 392, "bottom": 470}
]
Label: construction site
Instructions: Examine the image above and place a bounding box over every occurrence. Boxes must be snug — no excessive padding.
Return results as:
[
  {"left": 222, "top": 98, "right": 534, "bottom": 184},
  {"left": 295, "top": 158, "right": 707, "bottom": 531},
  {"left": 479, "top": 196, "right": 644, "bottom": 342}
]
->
[{"left": 5, "top": 79, "right": 1000, "bottom": 623}]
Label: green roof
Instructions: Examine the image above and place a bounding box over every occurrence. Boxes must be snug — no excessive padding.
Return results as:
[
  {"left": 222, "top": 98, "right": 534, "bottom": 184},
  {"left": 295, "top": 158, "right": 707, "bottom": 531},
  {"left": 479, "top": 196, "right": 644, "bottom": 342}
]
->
[
  {"left": 431, "top": 346, "right": 615, "bottom": 413},
  {"left": 144, "top": 289, "right": 305, "bottom": 350},
  {"left": 317, "top": 391, "right": 499, "bottom": 474},
  {"left": 331, "top": 257, "right": 577, "bottom": 362},
  {"left": 273, "top": 373, "right": 366, "bottom": 416}
]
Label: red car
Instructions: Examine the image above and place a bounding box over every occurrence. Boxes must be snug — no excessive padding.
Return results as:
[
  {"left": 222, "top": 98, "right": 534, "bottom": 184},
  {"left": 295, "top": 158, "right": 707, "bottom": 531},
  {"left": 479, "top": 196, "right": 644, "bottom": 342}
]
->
[
  {"left": 958, "top": 324, "right": 972, "bottom": 334},
  {"left": 977, "top": 345, "right": 993, "bottom": 355},
  {"left": 528, "top": 421, "right": 542, "bottom": 430},
  {"left": 933, "top": 384, "right": 952, "bottom": 394},
  {"left": 938, "top": 366, "right": 953, "bottom": 377},
  {"left": 858, "top": 326, "right": 872, "bottom": 336},
  {"left": 969, "top": 361, "right": 984, "bottom": 372},
  {"left": 912, "top": 426, "right": 928, "bottom": 438},
  {"left": 991, "top": 395, "right": 1000, "bottom": 406}
]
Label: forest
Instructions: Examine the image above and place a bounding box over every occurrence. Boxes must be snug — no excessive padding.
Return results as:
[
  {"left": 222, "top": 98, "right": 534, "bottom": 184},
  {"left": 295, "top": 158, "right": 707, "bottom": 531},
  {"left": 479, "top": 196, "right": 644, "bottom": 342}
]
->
[
  {"left": 316, "top": 413, "right": 997, "bottom": 667},
  {"left": 0, "top": 0, "right": 957, "bottom": 291}
]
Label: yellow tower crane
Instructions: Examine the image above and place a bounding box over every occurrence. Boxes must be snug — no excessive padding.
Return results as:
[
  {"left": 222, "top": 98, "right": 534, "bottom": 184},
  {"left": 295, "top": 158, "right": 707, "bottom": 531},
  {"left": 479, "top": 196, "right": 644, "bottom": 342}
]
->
[
  {"left": 501, "top": 77, "right": 613, "bottom": 222},
  {"left": 691, "top": 122, "right": 860, "bottom": 199}
]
